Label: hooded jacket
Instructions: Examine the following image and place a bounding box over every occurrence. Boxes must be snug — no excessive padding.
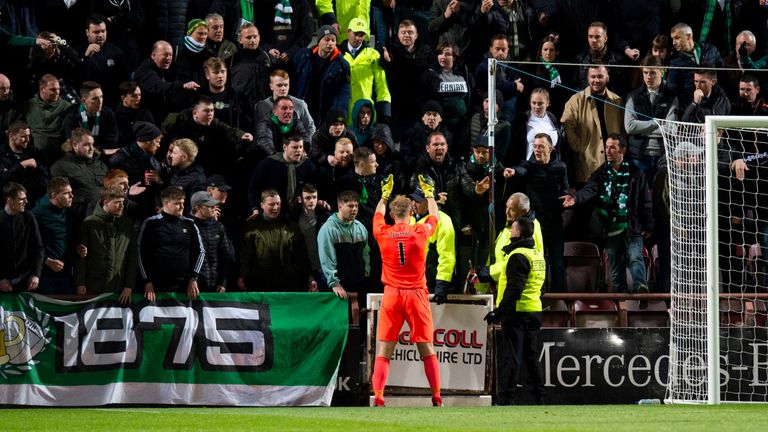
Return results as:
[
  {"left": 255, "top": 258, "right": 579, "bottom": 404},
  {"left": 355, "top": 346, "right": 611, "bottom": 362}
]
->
[
  {"left": 349, "top": 99, "right": 376, "bottom": 146},
  {"left": 192, "top": 215, "right": 234, "bottom": 291}
]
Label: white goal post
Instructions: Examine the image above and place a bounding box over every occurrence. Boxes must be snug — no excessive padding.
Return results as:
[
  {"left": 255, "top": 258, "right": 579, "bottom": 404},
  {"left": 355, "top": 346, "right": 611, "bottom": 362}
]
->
[{"left": 661, "top": 116, "right": 768, "bottom": 405}]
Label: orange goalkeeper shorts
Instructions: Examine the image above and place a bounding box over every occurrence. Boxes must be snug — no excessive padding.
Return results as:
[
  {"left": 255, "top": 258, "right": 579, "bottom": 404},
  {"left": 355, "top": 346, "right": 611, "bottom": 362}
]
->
[{"left": 377, "top": 286, "right": 434, "bottom": 342}]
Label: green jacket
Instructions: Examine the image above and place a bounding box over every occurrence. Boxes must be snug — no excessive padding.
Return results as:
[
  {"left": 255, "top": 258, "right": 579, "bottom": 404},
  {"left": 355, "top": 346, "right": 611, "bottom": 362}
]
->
[
  {"left": 0, "top": 26, "right": 35, "bottom": 47},
  {"left": 74, "top": 204, "right": 138, "bottom": 293},
  {"left": 240, "top": 216, "right": 310, "bottom": 291},
  {"left": 342, "top": 46, "right": 391, "bottom": 121},
  {"left": 21, "top": 95, "right": 72, "bottom": 156}
]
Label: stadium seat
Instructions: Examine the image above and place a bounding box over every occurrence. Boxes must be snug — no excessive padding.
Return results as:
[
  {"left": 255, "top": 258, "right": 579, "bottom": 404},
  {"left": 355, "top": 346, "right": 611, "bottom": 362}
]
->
[
  {"left": 541, "top": 299, "right": 570, "bottom": 327},
  {"left": 720, "top": 299, "right": 749, "bottom": 327},
  {"left": 625, "top": 300, "right": 669, "bottom": 327},
  {"left": 572, "top": 299, "right": 619, "bottom": 328},
  {"left": 564, "top": 242, "right": 601, "bottom": 293},
  {"left": 754, "top": 300, "right": 767, "bottom": 327}
]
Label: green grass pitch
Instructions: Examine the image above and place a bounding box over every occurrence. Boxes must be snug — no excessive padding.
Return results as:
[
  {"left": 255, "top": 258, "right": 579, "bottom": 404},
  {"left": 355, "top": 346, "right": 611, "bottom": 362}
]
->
[{"left": 1, "top": 405, "right": 764, "bottom": 431}]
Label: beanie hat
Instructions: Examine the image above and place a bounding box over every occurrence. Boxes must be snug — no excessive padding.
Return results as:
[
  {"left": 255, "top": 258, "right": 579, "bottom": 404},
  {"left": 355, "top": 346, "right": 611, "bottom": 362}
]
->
[
  {"left": 421, "top": 100, "right": 443, "bottom": 116},
  {"left": 187, "top": 19, "right": 207, "bottom": 36},
  {"left": 318, "top": 25, "right": 339, "bottom": 38},
  {"left": 133, "top": 121, "right": 162, "bottom": 142},
  {"left": 326, "top": 108, "right": 346, "bottom": 125}
]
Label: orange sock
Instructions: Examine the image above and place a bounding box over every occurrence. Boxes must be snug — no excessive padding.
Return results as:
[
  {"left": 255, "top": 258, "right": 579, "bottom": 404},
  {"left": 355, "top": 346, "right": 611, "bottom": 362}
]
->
[
  {"left": 372, "top": 356, "right": 390, "bottom": 404},
  {"left": 423, "top": 354, "right": 441, "bottom": 398}
]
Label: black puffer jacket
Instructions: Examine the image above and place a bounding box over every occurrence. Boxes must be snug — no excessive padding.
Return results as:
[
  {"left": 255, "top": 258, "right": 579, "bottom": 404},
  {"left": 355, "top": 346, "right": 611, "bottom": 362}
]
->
[{"left": 145, "top": 0, "right": 189, "bottom": 46}]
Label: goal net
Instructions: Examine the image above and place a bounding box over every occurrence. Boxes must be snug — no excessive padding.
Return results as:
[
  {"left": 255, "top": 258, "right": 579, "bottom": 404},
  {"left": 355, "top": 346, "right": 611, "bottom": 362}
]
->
[{"left": 660, "top": 117, "right": 768, "bottom": 404}]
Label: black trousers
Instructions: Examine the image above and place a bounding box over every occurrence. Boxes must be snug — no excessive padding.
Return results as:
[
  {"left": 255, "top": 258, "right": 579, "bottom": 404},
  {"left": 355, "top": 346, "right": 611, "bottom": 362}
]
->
[{"left": 499, "top": 311, "right": 544, "bottom": 404}]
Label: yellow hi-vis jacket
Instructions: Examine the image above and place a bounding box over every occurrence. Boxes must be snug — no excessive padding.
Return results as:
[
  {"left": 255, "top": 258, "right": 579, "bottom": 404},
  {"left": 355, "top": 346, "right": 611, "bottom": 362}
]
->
[
  {"left": 496, "top": 242, "right": 546, "bottom": 313},
  {"left": 411, "top": 210, "right": 456, "bottom": 283}
]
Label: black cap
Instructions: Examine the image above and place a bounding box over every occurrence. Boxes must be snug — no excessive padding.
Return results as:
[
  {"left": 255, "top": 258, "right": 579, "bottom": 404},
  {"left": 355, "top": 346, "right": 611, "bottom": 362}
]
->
[
  {"left": 421, "top": 100, "right": 443, "bottom": 116},
  {"left": 207, "top": 175, "right": 232, "bottom": 191},
  {"left": 133, "top": 121, "right": 162, "bottom": 142},
  {"left": 409, "top": 188, "right": 426, "bottom": 202}
]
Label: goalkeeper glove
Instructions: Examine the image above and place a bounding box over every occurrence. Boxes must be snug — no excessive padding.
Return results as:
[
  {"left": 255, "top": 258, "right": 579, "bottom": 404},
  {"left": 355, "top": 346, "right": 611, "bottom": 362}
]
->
[
  {"left": 418, "top": 174, "right": 436, "bottom": 200},
  {"left": 380, "top": 174, "right": 394, "bottom": 202}
]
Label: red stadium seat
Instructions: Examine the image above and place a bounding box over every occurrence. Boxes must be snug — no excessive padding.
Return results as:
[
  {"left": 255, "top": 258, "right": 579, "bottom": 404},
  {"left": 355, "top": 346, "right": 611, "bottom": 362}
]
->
[
  {"left": 541, "top": 299, "right": 570, "bottom": 327},
  {"left": 564, "top": 242, "right": 601, "bottom": 293},
  {"left": 572, "top": 299, "right": 619, "bottom": 328},
  {"left": 720, "top": 299, "right": 748, "bottom": 327},
  {"left": 626, "top": 299, "right": 669, "bottom": 327}
]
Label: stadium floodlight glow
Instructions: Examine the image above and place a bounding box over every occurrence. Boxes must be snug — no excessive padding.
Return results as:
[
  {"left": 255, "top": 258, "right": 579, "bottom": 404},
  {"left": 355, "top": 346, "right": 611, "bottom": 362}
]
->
[{"left": 661, "top": 116, "right": 768, "bottom": 405}]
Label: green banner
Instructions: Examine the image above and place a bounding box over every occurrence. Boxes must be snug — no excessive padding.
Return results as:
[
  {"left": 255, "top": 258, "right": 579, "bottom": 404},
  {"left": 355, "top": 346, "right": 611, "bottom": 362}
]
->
[{"left": 0, "top": 292, "right": 348, "bottom": 406}]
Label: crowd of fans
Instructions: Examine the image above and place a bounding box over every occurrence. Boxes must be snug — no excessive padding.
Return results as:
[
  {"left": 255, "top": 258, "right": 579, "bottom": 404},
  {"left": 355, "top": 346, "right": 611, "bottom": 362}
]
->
[{"left": 1, "top": 0, "right": 768, "bottom": 301}]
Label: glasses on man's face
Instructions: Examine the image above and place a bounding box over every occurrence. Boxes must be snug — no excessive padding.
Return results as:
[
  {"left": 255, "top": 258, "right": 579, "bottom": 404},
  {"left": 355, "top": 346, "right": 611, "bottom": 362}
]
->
[{"left": 13, "top": 197, "right": 28, "bottom": 203}]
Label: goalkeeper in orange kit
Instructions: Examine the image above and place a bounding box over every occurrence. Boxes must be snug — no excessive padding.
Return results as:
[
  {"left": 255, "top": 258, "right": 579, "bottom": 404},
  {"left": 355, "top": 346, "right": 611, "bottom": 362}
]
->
[{"left": 371, "top": 174, "right": 442, "bottom": 407}]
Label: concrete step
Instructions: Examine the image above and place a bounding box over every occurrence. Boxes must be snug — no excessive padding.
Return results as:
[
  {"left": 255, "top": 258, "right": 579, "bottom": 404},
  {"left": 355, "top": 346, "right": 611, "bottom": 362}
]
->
[{"left": 369, "top": 395, "right": 492, "bottom": 407}]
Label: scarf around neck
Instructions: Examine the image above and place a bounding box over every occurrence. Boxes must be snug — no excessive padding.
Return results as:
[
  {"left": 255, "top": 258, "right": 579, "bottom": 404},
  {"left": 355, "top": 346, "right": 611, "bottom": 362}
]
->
[
  {"left": 184, "top": 36, "right": 206, "bottom": 53},
  {"left": 79, "top": 103, "right": 100, "bottom": 137},
  {"left": 598, "top": 160, "right": 630, "bottom": 234}
]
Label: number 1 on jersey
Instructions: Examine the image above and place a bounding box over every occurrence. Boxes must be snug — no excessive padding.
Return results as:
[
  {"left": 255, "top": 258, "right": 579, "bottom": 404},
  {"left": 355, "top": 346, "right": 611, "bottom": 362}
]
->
[{"left": 397, "top": 241, "right": 406, "bottom": 266}]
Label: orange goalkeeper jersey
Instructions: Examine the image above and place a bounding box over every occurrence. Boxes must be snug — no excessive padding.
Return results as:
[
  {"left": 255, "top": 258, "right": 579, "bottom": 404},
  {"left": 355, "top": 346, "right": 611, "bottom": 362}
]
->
[{"left": 373, "top": 212, "right": 438, "bottom": 290}]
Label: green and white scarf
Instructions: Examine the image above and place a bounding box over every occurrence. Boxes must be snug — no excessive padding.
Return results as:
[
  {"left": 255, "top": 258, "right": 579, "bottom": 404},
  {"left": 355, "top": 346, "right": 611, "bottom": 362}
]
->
[
  {"left": 597, "top": 161, "right": 630, "bottom": 234},
  {"left": 275, "top": 0, "right": 293, "bottom": 25},
  {"left": 79, "top": 103, "right": 100, "bottom": 137}
]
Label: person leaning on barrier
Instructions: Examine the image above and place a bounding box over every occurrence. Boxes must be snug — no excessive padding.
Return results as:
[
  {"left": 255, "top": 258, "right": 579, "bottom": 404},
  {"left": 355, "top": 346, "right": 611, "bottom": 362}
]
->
[
  {"left": 137, "top": 186, "right": 205, "bottom": 300},
  {"left": 75, "top": 187, "right": 137, "bottom": 303},
  {"left": 483, "top": 217, "right": 546, "bottom": 406},
  {"left": 190, "top": 191, "right": 234, "bottom": 293}
]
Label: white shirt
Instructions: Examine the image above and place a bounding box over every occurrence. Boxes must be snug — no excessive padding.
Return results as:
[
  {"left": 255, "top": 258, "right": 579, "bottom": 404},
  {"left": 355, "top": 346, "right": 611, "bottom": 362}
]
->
[{"left": 526, "top": 114, "right": 559, "bottom": 160}]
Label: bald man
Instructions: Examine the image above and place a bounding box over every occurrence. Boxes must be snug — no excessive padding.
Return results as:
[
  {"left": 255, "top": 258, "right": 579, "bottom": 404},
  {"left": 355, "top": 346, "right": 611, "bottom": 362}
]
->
[
  {"left": 134, "top": 40, "right": 200, "bottom": 122},
  {"left": 0, "top": 74, "right": 22, "bottom": 147}
]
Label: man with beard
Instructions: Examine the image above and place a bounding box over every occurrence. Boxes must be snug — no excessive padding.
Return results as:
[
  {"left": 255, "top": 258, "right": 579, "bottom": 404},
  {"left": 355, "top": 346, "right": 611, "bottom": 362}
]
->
[
  {"left": 51, "top": 128, "right": 108, "bottom": 224},
  {"left": 77, "top": 16, "right": 129, "bottom": 107},
  {"left": 561, "top": 65, "right": 624, "bottom": 186},
  {"left": 409, "top": 130, "right": 463, "bottom": 229},
  {"left": 63, "top": 81, "right": 119, "bottom": 151}
]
